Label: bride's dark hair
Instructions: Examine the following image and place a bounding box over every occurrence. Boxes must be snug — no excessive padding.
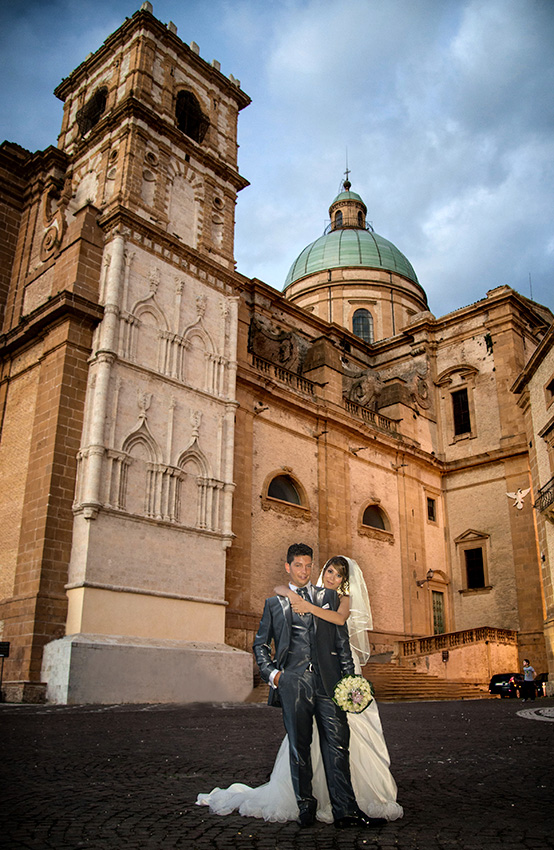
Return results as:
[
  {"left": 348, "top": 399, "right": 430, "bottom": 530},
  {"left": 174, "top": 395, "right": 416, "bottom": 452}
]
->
[{"left": 323, "top": 556, "right": 350, "bottom": 595}]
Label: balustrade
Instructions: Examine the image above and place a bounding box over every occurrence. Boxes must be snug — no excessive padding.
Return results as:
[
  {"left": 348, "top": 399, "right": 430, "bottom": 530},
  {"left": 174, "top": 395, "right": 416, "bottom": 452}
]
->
[
  {"left": 534, "top": 477, "right": 554, "bottom": 514},
  {"left": 343, "top": 398, "right": 398, "bottom": 434},
  {"left": 397, "top": 626, "right": 518, "bottom": 657},
  {"left": 251, "top": 355, "right": 316, "bottom": 396}
]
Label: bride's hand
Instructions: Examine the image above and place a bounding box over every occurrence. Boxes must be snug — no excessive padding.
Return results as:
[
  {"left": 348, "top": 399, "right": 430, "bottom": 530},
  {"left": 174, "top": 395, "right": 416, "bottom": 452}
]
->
[
  {"left": 274, "top": 585, "right": 311, "bottom": 613},
  {"left": 290, "top": 593, "right": 311, "bottom": 613}
]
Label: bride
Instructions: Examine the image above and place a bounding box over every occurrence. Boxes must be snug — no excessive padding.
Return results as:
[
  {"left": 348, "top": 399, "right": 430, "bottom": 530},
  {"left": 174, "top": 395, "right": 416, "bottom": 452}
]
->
[{"left": 196, "top": 556, "right": 403, "bottom": 823}]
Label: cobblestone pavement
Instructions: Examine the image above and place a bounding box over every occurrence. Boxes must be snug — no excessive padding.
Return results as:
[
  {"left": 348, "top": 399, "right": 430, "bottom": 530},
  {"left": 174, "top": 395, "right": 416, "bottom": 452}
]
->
[{"left": 1, "top": 696, "right": 553, "bottom": 850}]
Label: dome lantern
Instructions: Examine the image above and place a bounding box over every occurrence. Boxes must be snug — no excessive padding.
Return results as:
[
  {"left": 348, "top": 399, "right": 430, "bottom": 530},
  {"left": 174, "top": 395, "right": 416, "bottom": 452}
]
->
[{"left": 328, "top": 179, "right": 368, "bottom": 232}]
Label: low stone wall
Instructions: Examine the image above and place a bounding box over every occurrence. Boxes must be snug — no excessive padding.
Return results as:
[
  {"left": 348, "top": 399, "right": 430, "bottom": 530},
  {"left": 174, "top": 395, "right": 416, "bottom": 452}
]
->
[{"left": 396, "top": 639, "right": 519, "bottom": 684}]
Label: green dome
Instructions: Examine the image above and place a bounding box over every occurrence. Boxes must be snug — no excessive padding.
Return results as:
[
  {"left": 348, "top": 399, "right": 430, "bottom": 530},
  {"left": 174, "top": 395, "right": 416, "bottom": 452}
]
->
[{"left": 284, "top": 227, "right": 419, "bottom": 288}]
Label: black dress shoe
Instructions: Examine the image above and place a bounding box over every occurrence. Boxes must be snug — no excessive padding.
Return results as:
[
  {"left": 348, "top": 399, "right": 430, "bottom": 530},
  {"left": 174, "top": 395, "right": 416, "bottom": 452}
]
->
[
  {"left": 334, "top": 813, "right": 387, "bottom": 829},
  {"left": 357, "top": 813, "right": 387, "bottom": 828},
  {"left": 334, "top": 815, "right": 361, "bottom": 829},
  {"left": 296, "top": 810, "right": 316, "bottom": 828}
]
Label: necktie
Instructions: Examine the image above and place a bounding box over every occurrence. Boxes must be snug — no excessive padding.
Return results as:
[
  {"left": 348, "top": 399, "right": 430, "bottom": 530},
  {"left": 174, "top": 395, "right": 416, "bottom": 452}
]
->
[{"left": 297, "top": 586, "right": 310, "bottom": 602}]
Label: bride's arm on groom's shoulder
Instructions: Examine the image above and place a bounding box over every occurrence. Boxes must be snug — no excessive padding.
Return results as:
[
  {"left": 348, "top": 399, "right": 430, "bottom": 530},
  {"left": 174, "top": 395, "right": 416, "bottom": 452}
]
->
[
  {"left": 311, "top": 594, "right": 350, "bottom": 625},
  {"left": 272, "top": 585, "right": 351, "bottom": 624},
  {"left": 274, "top": 585, "right": 311, "bottom": 613},
  {"left": 274, "top": 585, "right": 324, "bottom": 617},
  {"left": 279, "top": 589, "right": 351, "bottom": 624}
]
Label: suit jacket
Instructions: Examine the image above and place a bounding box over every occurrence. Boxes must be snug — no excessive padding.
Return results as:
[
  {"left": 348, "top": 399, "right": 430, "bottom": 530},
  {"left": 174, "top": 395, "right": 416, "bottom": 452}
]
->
[{"left": 253, "top": 586, "right": 355, "bottom": 706}]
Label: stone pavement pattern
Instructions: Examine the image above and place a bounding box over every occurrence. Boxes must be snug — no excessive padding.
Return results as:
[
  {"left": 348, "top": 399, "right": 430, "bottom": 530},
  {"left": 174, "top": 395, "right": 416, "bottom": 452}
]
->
[{"left": 1, "top": 697, "right": 553, "bottom": 850}]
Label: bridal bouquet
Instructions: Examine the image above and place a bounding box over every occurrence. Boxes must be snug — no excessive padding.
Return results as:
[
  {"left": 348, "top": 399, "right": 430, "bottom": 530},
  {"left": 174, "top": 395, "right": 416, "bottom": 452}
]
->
[{"left": 333, "top": 674, "right": 374, "bottom": 713}]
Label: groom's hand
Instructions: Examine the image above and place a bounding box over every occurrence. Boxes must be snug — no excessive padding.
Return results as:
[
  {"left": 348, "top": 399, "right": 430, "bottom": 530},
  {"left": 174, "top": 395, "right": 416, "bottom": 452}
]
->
[{"left": 273, "top": 671, "right": 282, "bottom": 687}]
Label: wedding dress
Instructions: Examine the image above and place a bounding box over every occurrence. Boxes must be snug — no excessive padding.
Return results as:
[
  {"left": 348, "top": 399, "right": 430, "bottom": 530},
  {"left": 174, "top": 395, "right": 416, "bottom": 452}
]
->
[{"left": 196, "top": 558, "right": 403, "bottom": 822}]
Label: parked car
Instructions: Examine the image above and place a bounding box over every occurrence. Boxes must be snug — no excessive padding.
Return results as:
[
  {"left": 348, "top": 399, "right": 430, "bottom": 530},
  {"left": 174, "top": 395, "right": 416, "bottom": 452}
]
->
[{"left": 488, "top": 672, "right": 523, "bottom": 698}]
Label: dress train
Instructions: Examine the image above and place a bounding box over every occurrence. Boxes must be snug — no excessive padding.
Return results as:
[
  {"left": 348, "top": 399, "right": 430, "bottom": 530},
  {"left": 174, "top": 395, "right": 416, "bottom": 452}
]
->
[
  {"left": 197, "top": 558, "right": 402, "bottom": 822},
  {"left": 196, "top": 699, "right": 403, "bottom": 822}
]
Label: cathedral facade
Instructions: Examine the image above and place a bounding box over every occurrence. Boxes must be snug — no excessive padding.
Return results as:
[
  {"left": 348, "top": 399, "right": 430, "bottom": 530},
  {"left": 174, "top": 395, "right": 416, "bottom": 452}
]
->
[{"left": 0, "top": 4, "right": 551, "bottom": 703}]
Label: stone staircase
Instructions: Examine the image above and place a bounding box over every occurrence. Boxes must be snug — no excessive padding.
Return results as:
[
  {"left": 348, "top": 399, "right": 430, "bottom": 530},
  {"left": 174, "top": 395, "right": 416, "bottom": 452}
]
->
[
  {"left": 246, "top": 663, "right": 491, "bottom": 704},
  {"left": 362, "top": 662, "right": 491, "bottom": 702}
]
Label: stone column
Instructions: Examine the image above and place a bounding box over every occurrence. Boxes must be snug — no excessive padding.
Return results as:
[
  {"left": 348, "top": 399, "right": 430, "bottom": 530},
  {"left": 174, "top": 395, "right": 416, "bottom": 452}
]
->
[
  {"left": 80, "top": 231, "right": 126, "bottom": 519},
  {"left": 221, "top": 296, "right": 239, "bottom": 540}
]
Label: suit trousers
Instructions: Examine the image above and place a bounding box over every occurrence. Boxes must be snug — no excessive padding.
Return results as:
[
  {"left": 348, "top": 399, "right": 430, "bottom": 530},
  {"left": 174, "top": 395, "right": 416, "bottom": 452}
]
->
[{"left": 278, "top": 666, "right": 358, "bottom": 820}]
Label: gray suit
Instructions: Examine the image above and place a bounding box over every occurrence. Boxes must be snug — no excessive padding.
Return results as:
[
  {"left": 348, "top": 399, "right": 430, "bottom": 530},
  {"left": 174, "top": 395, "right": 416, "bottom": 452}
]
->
[{"left": 253, "top": 585, "right": 358, "bottom": 821}]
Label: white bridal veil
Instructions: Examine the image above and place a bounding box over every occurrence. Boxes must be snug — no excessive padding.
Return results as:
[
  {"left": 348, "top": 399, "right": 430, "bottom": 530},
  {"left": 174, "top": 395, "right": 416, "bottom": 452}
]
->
[{"left": 318, "top": 556, "right": 373, "bottom": 665}]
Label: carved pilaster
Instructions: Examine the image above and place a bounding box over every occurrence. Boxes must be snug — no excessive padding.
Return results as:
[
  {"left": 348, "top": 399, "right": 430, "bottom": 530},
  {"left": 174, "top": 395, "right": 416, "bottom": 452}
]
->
[{"left": 80, "top": 232, "right": 126, "bottom": 518}]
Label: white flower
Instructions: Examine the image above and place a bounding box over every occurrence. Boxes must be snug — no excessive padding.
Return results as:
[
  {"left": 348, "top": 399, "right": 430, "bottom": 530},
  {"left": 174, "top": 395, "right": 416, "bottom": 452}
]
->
[{"left": 333, "top": 675, "right": 374, "bottom": 713}]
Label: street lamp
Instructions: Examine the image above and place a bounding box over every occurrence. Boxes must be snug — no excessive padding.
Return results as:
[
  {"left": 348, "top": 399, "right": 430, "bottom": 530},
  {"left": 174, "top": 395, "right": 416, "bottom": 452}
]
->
[{"left": 416, "top": 569, "right": 435, "bottom": 587}]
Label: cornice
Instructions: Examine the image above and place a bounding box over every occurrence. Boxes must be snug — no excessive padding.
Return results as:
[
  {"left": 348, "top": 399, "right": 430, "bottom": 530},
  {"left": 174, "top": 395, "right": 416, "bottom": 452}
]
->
[
  {"left": 0, "top": 291, "right": 104, "bottom": 358},
  {"left": 0, "top": 145, "right": 69, "bottom": 207},
  {"left": 441, "top": 441, "right": 528, "bottom": 474},
  {"left": 97, "top": 205, "right": 243, "bottom": 292},
  {"left": 432, "top": 287, "right": 552, "bottom": 336},
  {"left": 0, "top": 142, "right": 33, "bottom": 177},
  {"left": 286, "top": 268, "right": 428, "bottom": 305},
  {"left": 26, "top": 145, "right": 69, "bottom": 175},
  {"left": 511, "top": 321, "right": 554, "bottom": 394}
]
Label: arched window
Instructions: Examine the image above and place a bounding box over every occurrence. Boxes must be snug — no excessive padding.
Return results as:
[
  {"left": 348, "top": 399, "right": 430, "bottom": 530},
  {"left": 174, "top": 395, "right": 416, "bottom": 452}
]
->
[
  {"left": 334, "top": 211, "right": 343, "bottom": 228},
  {"left": 362, "top": 504, "right": 386, "bottom": 529},
  {"left": 268, "top": 474, "right": 301, "bottom": 505},
  {"left": 352, "top": 308, "right": 374, "bottom": 344},
  {"left": 175, "top": 91, "right": 209, "bottom": 143},
  {"left": 358, "top": 211, "right": 364, "bottom": 227},
  {"left": 77, "top": 87, "right": 108, "bottom": 136}
]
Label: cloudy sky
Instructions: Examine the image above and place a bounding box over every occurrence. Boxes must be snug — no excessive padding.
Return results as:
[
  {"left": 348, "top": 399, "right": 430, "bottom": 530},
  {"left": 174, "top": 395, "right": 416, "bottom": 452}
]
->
[{"left": 1, "top": 0, "right": 553, "bottom": 317}]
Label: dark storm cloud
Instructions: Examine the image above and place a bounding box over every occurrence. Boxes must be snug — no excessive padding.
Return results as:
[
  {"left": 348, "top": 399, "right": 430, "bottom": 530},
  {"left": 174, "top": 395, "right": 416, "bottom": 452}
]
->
[{"left": 1, "top": 0, "right": 552, "bottom": 317}]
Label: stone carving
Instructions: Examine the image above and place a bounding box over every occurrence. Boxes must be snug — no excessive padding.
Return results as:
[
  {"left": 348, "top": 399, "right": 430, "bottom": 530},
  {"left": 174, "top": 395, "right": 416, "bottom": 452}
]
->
[
  {"left": 248, "top": 316, "right": 309, "bottom": 374},
  {"left": 358, "top": 525, "right": 395, "bottom": 544},
  {"left": 506, "top": 488, "right": 531, "bottom": 510},
  {"left": 358, "top": 360, "right": 434, "bottom": 414},
  {"left": 40, "top": 175, "right": 71, "bottom": 262},
  {"left": 137, "top": 390, "right": 152, "bottom": 418},
  {"left": 196, "top": 294, "right": 207, "bottom": 318},
  {"left": 344, "top": 370, "right": 383, "bottom": 411},
  {"left": 410, "top": 373, "right": 431, "bottom": 410},
  {"left": 149, "top": 268, "right": 160, "bottom": 294},
  {"left": 261, "top": 497, "right": 311, "bottom": 521},
  {"left": 191, "top": 409, "right": 202, "bottom": 438}
]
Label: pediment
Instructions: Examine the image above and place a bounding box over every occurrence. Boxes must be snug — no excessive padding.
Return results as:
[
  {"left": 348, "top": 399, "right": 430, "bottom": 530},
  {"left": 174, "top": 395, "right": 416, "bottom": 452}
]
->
[
  {"left": 435, "top": 364, "right": 479, "bottom": 387},
  {"left": 454, "top": 528, "right": 489, "bottom": 544}
]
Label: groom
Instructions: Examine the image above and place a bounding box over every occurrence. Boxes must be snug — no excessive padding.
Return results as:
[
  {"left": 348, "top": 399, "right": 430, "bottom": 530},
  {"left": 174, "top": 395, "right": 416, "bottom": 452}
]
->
[{"left": 253, "top": 542, "right": 385, "bottom": 829}]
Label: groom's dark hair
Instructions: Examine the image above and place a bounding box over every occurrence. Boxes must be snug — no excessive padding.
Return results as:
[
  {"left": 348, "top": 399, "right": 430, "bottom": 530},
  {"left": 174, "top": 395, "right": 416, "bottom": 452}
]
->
[{"left": 286, "top": 542, "right": 313, "bottom": 563}]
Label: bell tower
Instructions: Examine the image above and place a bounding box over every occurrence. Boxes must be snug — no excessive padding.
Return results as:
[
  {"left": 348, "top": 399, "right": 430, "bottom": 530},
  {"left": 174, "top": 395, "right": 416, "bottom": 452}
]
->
[
  {"left": 54, "top": 0, "right": 249, "bottom": 268},
  {"left": 31, "top": 3, "right": 254, "bottom": 703}
]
